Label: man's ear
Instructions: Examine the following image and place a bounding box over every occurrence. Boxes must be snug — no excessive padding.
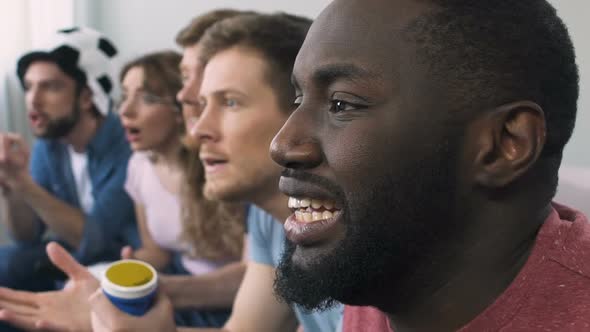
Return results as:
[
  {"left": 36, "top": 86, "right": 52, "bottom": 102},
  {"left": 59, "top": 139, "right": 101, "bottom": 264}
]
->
[
  {"left": 471, "top": 101, "right": 546, "bottom": 188},
  {"left": 78, "top": 87, "right": 94, "bottom": 112}
]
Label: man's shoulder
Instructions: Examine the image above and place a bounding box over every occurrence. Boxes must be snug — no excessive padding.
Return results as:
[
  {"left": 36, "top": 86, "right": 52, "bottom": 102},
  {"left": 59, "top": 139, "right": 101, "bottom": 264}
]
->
[
  {"left": 31, "top": 137, "right": 60, "bottom": 152},
  {"left": 30, "top": 138, "right": 65, "bottom": 164},
  {"left": 507, "top": 205, "right": 590, "bottom": 329},
  {"left": 247, "top": 206, "right": 281, "bottom": 233},
  {"left": 247, "top": 205, "right": 285, "bottom": 266},
  {"left": 546, "top": 204, "right": 590, "bottom": 278}
]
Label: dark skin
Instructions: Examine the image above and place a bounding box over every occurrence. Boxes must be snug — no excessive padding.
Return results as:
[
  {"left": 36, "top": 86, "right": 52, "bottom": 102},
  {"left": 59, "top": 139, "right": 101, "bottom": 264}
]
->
[{"left": 270, "top": 0, "right": 551, "bottom": 331}]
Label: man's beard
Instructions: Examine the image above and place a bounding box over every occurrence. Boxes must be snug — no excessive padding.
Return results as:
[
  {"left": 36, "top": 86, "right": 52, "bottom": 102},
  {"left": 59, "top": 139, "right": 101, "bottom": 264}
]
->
[
  {"left": 274, "top": 138, "right": 460, "bottom": 312},
  {"left": 204, "top": 169, "right": 277, "bottom": 204},
  {"left": 38, "top": 103, "right": 81, "bottom": 139},
  {"left": 203, "top": 181, "right": 244, "bottom": 203}
]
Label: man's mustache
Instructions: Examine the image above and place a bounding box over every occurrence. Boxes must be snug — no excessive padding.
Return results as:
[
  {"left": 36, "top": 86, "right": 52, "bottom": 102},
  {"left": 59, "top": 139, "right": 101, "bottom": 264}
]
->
[{"left": 280, "top": 168, "right": 344, "bottom": 200}]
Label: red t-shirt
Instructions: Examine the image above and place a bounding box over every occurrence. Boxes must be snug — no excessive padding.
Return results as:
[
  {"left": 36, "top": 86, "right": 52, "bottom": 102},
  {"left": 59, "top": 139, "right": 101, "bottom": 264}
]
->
[{"left": 343, "top": 203, "right": 590, "bottom": 331}]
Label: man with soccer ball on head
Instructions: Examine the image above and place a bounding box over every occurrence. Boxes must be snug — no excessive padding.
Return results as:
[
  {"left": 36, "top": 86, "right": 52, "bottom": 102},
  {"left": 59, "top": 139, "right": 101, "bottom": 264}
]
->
[{"left": 0, "top": 27, "right": 138, "bottom": 297}]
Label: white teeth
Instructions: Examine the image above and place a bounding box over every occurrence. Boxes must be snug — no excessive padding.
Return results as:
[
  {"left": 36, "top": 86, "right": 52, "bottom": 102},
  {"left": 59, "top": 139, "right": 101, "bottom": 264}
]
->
[
  {"left": 312, "top": 211, "right": 322, "bottom": 220},
  {"left": 311, "top": 199, "right": 322, "bottom": 209},
  {"left": 295, "top": 210, "right": 303, "bottom": 221},
  {"left": 288, "top": 196, "right": 339, "bottom": 213},
  {"left": 293, "top": 209, "right": 337, "bottom": 223}
]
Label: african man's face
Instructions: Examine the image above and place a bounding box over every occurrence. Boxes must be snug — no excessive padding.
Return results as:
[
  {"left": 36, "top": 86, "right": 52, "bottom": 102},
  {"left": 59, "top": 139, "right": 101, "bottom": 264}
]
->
[{"left": 270, "top": 0, "right": 465, "bottom": 311}]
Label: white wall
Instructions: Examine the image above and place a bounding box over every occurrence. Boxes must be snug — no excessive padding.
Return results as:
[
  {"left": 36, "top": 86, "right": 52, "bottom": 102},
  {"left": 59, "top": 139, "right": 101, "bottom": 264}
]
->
[
  {"left": 76, "top": 0, "right": 331, "bottom": 60},
  {"left": 85, "top": 0, "right": 589, "bottom": 167},
  {"left": 548, "top": 1, "right": 590, "bottom": 167}
]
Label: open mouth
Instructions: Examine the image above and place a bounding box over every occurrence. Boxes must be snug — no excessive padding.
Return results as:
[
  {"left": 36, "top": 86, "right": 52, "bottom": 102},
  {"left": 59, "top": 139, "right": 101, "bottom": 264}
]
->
[
  {"left": 202, "top": 158, "right": 227, "bottom": 166},
  {"left": 201, "top": 158, "right": 229, "bottom": 175},
  {"left": 124, "top": 127, "right": 141, "bottom": 142},
  {"left": 288, "top": 197, "right": 342, "bottom": 223},
  {"left": 127, "top": 127, "right": 140, "bottom": 135},
  {"left": 28, "top": 112, "right": 46, "bottom": 127},
  {"left": 285, "top": 196, "right": 344, "bottom": 246}
]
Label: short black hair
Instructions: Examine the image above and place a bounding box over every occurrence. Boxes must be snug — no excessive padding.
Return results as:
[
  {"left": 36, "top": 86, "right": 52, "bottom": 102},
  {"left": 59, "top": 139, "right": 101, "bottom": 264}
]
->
[
  {"left": 199, "top": 13, "right": 312, "bottom": 111},
  {"left": 403, "top": 0, "right": 579, "bottom": 157}
]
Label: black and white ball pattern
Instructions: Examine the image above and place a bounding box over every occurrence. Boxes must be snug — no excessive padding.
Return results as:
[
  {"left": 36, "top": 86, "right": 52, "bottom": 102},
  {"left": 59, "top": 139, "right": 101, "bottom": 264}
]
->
[{"left": 30, "top": 27, "right": 119, "bottom": 116}]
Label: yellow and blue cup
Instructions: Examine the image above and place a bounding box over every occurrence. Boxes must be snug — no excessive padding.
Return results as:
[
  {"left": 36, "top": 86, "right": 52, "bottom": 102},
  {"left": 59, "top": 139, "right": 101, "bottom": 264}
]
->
[{"left": 101, "top": 259, "right": 158, "bottom": 316}]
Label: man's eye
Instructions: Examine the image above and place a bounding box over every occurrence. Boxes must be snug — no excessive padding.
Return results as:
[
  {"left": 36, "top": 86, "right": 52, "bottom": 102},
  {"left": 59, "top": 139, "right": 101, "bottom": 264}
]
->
[
  {"left": 47, "top": 82, "right": 63, "bottom": 91},
  {"left": 225, "top": 99, "right": 238, "bottom": 107},
  {"left": 329, "top": 100, "right": 356, "bottom": 113},
  {"left": 293, "top": 96, "right": 303, "bottom": 107}
]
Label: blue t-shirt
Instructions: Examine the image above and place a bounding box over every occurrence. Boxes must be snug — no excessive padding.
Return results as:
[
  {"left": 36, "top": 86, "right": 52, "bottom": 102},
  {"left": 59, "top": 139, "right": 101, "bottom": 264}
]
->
[{"left": 248, "top": 205, "right": 344, "bottom": 332}]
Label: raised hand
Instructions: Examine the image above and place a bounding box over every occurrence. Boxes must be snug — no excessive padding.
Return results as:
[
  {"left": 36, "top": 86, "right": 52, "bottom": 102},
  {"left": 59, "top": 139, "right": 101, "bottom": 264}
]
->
[
  {"left": 0, "top": 242, "right": 98, "bottom": 331},
  {"left": 0, "top": 133, "right": 31, "bottom": 193}
]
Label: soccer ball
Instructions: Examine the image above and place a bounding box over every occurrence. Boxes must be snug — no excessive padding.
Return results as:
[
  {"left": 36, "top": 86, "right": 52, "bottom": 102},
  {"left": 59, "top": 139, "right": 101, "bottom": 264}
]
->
[{"left": 17, "top": 27, "right": 120, "bottom": 116}]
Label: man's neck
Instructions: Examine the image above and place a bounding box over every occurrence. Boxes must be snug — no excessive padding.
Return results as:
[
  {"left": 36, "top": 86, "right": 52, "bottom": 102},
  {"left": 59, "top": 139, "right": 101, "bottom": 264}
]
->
[
  {"left": 64, "top": 112, "right": 103, "bottom": 153},
  {"left": 384, "top": 203, "right": 550, "bottom": 332}
]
